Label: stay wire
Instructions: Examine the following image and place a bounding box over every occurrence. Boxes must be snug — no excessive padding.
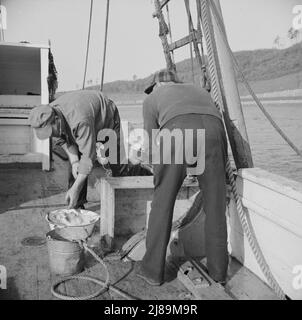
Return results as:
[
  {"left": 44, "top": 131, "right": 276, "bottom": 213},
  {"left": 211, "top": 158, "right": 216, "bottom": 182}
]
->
[{"left": 82, "top": 0, "right": 94, "bottom": 90}]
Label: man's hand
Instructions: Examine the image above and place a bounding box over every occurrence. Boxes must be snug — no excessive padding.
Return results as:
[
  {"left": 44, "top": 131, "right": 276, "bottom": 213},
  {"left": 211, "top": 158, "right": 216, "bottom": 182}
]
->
[
  {"left": 65, "top": 185, "right": 80, "bottom": 209},
  {"left": 65, "top": 172, "right": 88, "bottom": 209},
  {"left": 71, "top": 161, "right": 79, "bottom": 179}
]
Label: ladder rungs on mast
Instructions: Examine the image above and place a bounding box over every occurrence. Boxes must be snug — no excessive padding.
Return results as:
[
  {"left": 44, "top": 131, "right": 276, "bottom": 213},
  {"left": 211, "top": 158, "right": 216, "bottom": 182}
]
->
[{"left": 169, "top": 31, "right": 202, "bottom": 52}]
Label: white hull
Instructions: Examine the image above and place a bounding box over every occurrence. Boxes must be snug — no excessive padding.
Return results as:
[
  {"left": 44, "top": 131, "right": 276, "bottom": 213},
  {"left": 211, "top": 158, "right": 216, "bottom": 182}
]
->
[{"left": 229, "top": 168, "right": 302, "bottom": 300}]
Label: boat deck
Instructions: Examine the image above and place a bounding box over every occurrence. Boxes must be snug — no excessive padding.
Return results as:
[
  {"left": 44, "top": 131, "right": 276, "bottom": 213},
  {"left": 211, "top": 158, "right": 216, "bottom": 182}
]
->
[{"left": 0, "top": 156, "right": 279, "bottom": 300}]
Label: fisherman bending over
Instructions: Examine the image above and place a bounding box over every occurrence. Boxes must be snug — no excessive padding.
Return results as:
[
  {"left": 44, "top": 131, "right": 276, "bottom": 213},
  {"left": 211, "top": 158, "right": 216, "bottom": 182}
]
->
[
  {"left": 29, "top": 90, "right": 151, "bottom": 209},
  {"left": 136, "top": 70, "right": 228, "bottom": 285}
]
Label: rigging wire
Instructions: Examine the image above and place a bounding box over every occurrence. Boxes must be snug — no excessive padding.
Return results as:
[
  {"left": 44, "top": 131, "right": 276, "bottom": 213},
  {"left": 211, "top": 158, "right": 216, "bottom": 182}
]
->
[
  {"left": 82, "top": 0, "right": 94, "bottom": 90},
  {"left": 100, "top": 0, "right": 110, "bottom": 91},
  {"left": 186, "top": 0, "right": 195, "bottom": 83}
]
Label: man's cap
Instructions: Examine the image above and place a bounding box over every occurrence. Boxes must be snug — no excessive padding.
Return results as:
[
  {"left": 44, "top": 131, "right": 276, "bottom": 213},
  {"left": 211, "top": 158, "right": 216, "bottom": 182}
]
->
[
  {"left": 144, "top": 69, "right": 182, "bottom": 94},
  {"left": 29, "top": 105, "right": 54, "bottom": 140}
]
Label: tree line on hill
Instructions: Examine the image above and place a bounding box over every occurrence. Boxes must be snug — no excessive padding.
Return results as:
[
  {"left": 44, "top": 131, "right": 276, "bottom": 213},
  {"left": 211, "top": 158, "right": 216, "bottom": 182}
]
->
[{"left": 90, "top": 42, "right": 301, "bottom": 95}]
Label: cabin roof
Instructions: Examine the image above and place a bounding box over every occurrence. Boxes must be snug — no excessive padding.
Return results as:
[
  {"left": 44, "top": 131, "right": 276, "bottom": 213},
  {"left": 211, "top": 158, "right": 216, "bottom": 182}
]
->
[{"left": 0, "top": 41, "right": 50, "bottom": 49}]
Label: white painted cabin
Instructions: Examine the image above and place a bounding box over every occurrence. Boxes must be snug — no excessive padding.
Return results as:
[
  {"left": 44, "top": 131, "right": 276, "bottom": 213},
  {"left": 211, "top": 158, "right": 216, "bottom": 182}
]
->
[{"left": 0, "top": 42, "right": 51, "bottom": 170}]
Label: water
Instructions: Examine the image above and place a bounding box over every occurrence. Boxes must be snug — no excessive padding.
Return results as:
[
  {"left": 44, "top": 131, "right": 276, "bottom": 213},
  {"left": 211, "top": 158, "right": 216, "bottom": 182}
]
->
[{"left": 117, "top": 103, "right": 302, "bottom": 183}]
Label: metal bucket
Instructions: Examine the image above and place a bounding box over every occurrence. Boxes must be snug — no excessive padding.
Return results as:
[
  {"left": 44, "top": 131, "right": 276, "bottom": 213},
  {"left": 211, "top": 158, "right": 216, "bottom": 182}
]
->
[
  {"left": 51, "top": 223, "right": 96, "bottom": 242},
  {"left": 46, "top": 230, "right": 85, "bottom": 276}
]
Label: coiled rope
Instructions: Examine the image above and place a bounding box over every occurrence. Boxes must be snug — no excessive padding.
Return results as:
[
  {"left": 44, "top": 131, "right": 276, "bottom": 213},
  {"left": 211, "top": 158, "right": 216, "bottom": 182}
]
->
[
  {"left": 200, "top": 0, "right": 287, "bottom": 299},
  {"left": 51, "top": 242, "right": 135, "bottom": 300}
]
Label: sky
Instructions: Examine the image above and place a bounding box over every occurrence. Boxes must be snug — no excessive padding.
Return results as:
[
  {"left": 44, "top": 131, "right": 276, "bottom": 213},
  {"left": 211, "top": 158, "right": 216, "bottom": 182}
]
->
[{"left": 0, "top": 0, "right": 300, "bottom": 91}]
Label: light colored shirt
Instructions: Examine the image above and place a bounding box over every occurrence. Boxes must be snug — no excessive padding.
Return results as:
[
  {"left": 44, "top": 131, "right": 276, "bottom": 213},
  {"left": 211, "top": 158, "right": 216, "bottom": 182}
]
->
[{"left": 51, "top": 90, "right": 118, "bottom": 175}]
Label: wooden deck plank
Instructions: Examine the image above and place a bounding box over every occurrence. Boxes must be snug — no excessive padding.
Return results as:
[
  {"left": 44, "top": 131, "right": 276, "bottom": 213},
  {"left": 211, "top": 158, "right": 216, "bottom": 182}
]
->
[
  {"left": 0, "top": 156, "right": 279, "bottom": 300},
  {"left": 80, "top": 260, "right": 193, "bottom": 300},
  {"left": 225, "top": 258, "right": 279, "bottom": 300}
]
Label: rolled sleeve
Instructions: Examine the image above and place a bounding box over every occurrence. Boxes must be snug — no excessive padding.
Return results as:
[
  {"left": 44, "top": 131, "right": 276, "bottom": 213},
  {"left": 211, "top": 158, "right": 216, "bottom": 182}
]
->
[{"left": 74, "top": 121, "right": 96, "bottom": 175}]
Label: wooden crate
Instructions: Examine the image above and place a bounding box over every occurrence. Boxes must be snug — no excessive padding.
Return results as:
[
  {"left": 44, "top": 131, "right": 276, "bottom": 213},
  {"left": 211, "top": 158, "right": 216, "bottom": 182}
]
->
[{"left": 99, "top": 176, "right": 200, "bottom": 250}]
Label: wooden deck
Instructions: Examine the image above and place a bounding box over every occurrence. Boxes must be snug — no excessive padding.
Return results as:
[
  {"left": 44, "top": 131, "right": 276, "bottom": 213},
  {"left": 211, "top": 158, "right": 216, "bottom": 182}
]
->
[{"left": 0, "top": 156, "right": 279, "bottom": 300}]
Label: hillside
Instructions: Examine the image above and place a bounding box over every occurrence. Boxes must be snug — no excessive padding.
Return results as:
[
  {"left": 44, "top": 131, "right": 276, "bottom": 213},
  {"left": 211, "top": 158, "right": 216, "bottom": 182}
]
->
[
  {"left": 100, "top": 43, "right": 302, "bottom": 97},
  {"left": 57, "top": 43, "right": 302, "bottom": 101}
]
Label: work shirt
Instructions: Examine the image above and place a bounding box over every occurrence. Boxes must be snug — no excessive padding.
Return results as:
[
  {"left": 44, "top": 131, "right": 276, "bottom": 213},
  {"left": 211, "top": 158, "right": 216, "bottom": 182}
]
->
[
  {"left": 143, "top": 84, "right": 222, "bottom": 142},
  {"left": 50, "top": 90, "right": 118, "bottom": 175}
]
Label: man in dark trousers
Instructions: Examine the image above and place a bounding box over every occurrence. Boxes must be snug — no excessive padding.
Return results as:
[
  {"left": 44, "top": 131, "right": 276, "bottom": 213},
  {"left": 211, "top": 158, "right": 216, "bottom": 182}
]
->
[
  {"left": 29, "top": 90, "right": 150, "bottom": 209},
  {"left": 137, "top": 70, "right": 228, "bottom": 285}
]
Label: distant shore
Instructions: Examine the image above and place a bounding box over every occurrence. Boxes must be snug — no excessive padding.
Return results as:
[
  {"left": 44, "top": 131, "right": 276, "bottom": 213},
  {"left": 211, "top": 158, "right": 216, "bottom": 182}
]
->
[
  {"left": 114, "top": 89, "right": 302, "bottom": 106},
  {"left": 240, "top": 89, "right": 302, "bottom": 105},
  {"left": 56, "top": 88, "right": 302, "bottom": 106}
]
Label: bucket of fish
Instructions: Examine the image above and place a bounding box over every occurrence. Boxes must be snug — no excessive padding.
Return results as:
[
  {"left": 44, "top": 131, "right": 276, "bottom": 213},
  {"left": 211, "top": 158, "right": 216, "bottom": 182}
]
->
[
  {"left": 46, "top": 209, "right": 100, "bottom": 242},
  {"left": 46, "top": 229, "right": 85, "bottom": 276}
]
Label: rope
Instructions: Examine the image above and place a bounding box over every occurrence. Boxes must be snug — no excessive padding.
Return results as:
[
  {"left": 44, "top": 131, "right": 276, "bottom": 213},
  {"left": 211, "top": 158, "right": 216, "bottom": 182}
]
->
[
  {"left": 225, "top": 159, "right": 286, "bottom": 300},
  {"left": 199, "top": 0, "right": 286, "bottom": 300},
  {"left": 101, "top": 0, "right": 110, "bottom": 91},
  {"left": 199, "top": 0, "right": 224, "bottom": 113},
  {"left": 51, "top": 242, "right": 135, "bottom": 300},
  {"left": 82, "top": 0, "right": 94, "bottom": 89},
  {"left": 209, "top": 0, "right": 302, "bottom": 160}
]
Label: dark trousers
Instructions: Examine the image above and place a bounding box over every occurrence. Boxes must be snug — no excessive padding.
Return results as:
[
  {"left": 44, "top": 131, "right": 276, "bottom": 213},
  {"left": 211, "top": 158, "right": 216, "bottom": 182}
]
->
[{"left": 141, "top": 114, "right": 228, "bottom": 283}]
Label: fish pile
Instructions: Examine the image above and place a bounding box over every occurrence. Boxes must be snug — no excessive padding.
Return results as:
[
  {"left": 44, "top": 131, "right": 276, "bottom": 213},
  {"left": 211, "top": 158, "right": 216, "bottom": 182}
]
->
[{"left": 50, "top": 209, "right": 97, "bottom": 227}]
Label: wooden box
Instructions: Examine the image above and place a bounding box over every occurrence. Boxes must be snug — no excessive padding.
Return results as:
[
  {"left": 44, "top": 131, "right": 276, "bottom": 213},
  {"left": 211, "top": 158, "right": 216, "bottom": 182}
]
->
[{"left": 99, "top": 176, "right": 200, "bottom": 250}]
